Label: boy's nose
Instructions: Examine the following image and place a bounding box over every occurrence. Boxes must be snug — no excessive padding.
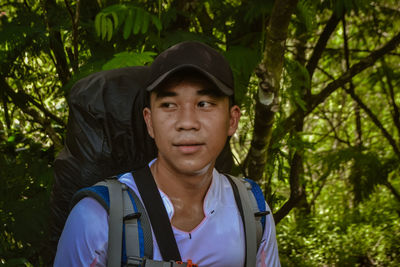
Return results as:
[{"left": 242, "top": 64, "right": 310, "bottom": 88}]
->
[{"left": 175, "top": 107, "right": 200, "bottom": 131}]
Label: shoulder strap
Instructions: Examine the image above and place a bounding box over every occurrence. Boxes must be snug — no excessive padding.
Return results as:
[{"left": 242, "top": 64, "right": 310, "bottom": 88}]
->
[
  {"left": 133, "top": 165, "right": 182, "bottom": 262},
  {"left": 71, "top": 179, "right": 154, "bottom": 266},
  {"left": 226, "top": 175, "right": 265, "bottom": 267},
  {"left": 71, "top": 184, "right": 111, "bottom": 212},
  {"left": 124, "top": 187, "right": 153, "bottom": 264},
  {"left": 106, "top": 179, "right": 125, "bottom": 267},
  {"left": 244, "top": 178, "right": 268, "bottom": 232}
]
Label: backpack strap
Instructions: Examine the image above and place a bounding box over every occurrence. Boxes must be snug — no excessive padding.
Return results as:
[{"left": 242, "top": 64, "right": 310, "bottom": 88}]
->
[
  {"left": 226, "top": 175, "right": 270, "bottom": 267},
  {"left": 125, "top": 186, "right": 153, "bottom": 265},
  {"left": 71, "top": 184, "right": 111, "bottom": 211},
  {"left": 132, "top": 166, "right": 182, "bottom": 262},
  {"left": 226, "top": 175, "right": 257, "bottom": 267},
  {"left": 107, "top": 179, "right": 125, "bottom": 267},
  {"left": 71, "top": 179, "right": 154, "bottom": 266},
  {"left": 244, "top": 179, "right": 269, "bottom": 237}
]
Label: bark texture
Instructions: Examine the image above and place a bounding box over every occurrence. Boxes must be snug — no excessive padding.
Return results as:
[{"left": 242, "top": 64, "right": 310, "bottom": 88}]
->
[{"left": 245, "top": 0, "right": 299, "bottom": 181}]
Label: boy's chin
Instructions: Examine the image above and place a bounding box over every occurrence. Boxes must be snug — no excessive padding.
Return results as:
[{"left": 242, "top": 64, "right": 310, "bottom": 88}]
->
[{"left": 172, "top": 160, "right": 215, "bottom": 177}]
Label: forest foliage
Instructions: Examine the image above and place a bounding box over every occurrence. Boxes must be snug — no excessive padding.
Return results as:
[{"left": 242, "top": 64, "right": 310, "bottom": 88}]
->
[{"left": 1, "top": 0, "right": 400, "bottom": 266}]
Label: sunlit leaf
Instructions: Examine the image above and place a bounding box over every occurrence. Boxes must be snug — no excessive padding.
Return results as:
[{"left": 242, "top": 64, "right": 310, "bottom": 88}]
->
[
  {"left": 151, "top": 15, "right": 162, "bottom": 31},
  {"left": 111, "top": 11, "right": 118, "bottom": 30},
  {"left": 141, "top": 13, "right": 150, "bottom": 34},
  {"left": 133, "top": 8, "right": 143, "bottom": 35},
  {"left": 101, "top": 15, "right": 107, "bottom": 40},
  {"left": 123, "top": 9, "right": 133, "bottom": 40},
  {"left": 106, "top": 17, "right": 113, "bottom": 41},
  {"left": 94, "top": 13, "right": 102, "bottom": 37},
  {"left": 102, "top": 51, "right": 156, "bottom": 70}
]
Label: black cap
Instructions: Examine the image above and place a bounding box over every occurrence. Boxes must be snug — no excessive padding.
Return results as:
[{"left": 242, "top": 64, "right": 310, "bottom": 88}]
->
[{"left": 147, "top": 41, "right": 234, "bottom": 96}]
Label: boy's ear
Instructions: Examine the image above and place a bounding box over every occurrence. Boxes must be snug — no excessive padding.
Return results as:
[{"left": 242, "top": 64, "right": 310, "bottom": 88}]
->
[
  {"left": 228, "top": 105, "right": 241, "bottom": 136},
  {"left": 143, "top": 107, "right": 155, "bottom": 138}
]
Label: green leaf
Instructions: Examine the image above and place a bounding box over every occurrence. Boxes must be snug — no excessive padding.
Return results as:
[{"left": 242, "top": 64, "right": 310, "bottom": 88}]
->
[
  {"left": 123, "top": 9, "right": 133, "bottom": 40},
  {"left": 7, "top": 135, "right": 16, "bottom": 143},
  {"left": 101, "top": 15, "right": 107, "bottom": 40},
  {"left": 243, "top": 0, "right": 273, "bottom": 23},
  {"left": 94, "top": 13, "right": 103, "bottom": 37},
  {"left": 102, "top": 51, "right": 156, "bottom": 70},
  {"left": 224, "top": 46, "right": 260, "bottom": 105},
  {"left": 106, "top": 17, "right": 113, "bottom": 41},
  {"left": 151, "top": 15, "right": 162, "bottom": 31},
  {"left": 296, "top": 0, "right": 317, "bottom": 32},
  {"left": 284, "top": 58, "right": 310, "bottom": 111},
  {"left": 3, "top": 258, "right": 31, "bottom": 266},
  {"left": 117, "top": 9, "right": 127, "bottom": 27},
  {"left": 133, "top": 8, "right": 143, "bottom": 35},
  {"left": 141, "top": 13, "right": 150, "bottom": 34},
  {"left": 111, "top": 12, "right": 118, "bottom": 30}
]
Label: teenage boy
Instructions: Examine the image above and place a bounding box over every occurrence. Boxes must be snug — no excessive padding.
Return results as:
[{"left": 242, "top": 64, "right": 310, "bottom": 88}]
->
[{"left": 54, "top": 41, "right": 280, "bottom": 266}]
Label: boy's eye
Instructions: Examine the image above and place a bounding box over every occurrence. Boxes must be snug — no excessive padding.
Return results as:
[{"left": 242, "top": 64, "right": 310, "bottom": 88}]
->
[
  {"left": 198, "top": 101, "right": 214, "bottom": 108},
  {"left": 160, "top": 102, "right": 177, "bottom": 108}
]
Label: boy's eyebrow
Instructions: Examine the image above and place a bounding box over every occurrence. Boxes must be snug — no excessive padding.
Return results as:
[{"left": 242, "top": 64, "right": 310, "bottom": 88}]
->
[
  {"left": 154, "top": 88, "right": 224, "bottom": 99},
  {"left": 197, "top": 88, "right": 224, "bottom": 98},
  {"left": 154, "top": 90, "right": 177, "bottom": 99}
]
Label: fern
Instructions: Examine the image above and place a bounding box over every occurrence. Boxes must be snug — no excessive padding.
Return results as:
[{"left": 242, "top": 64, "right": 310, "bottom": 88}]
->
[
  {"left": 94, "top": 4, "right": 162, "bottom": 41},
  {"left": 243, "top": 0, "right": 273, "bottom": 24},
  {"left": 224, "top": 46, "right": 260, "bottom": 106},
  {"left": 332, "top": 0, "right": 370, "bottom": 17},
  {"left": 284, "top": 58, "right": 310, "bottom": 111},
  {"left": 320, "top": 148, "right": 396, "bottom": 203},
  {"left": 296, "top": 0, "right": 317, "bottom": 32},
  {"left": 102, "top": 51, "right": 157, "bottom": 70}
]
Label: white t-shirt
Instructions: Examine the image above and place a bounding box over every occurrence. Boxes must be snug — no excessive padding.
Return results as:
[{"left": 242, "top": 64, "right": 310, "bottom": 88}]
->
[{"left": 54, "top": 168, "right": 280, "bottom": 267}]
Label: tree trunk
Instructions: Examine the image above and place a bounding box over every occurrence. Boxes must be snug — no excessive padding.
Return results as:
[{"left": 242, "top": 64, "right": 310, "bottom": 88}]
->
[
  {"left": 245, "top": 0, "right": 299, "bottom": 181},
  {"left": 42, "top": 0, "right": 71, "bottom": 86}
]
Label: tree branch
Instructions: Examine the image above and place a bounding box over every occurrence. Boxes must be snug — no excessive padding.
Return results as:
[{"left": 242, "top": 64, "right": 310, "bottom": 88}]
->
[
  {"left": 0, "top": 77, "right": 63, "bottom": 149},
  {"left": 274, "top": 152, "right": 307, "bottom": 224},
  {"left": 309, "top": 170, "right": 331, "bottom": 208},
  {"left": 382, "top": 60, "right": 400, "bottom": 141},
  {"left": 1, "top": 90, "right": 11, "bottom": 134},
  {"left": 64, "top": 0, "right": 81, "bottom": 71},
  {"left": 42, "top": 0, "right": 71, "bottom": 85},
  {"left": 306, "top": 12, "right": 340, "bottom": 78},
  {"left": 344, "top": 86, "right": 400, "bottom": 159},
  {"left": 272, "top": 31, "right": 400, "bottom": 146},
  {"left": 343, "top": 15, "right": 363, "bottom": 147}
]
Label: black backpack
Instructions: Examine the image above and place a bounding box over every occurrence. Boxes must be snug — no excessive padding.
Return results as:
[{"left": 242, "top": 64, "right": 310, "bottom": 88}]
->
[{"left": 49, "top": 66, "right": 157, "bottom": 258}]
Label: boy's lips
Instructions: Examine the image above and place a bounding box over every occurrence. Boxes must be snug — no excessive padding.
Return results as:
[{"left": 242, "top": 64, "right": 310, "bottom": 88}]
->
[{"left": 173, "top": 142, "right": 205, "bottom": 154}]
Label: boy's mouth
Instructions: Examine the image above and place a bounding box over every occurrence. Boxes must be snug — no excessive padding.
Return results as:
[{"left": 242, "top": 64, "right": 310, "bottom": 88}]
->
[{"left": 173, "top": 142, "right": 204, "bottom": 154}]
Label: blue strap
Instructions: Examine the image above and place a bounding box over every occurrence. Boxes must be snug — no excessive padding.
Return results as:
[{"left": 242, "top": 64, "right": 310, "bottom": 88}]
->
[
  {"left": 72, "top": 185, "right": 110, "bottom": 211},
  {"left": 128, "top": 190, "right": 145, "bottom": 259},
  {"left": 245, "top": 179, "right": 266, "bottom": 231},
  {"left": 121, "top": 190, "right": 145, "bottom": 262},
  {"left": 72, "top": 184, "right": 144, "bottom": 265}
]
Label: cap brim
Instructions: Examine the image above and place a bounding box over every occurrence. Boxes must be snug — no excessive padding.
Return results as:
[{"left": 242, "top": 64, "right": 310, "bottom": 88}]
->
[{"left": 146, "top": 64, "right": 234, "bottom": 96}]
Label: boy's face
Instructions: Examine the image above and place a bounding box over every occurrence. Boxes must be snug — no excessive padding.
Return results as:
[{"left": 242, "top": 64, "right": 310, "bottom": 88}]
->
[{"left": 143, "top": 79, "right": 240, "bottom": 176}]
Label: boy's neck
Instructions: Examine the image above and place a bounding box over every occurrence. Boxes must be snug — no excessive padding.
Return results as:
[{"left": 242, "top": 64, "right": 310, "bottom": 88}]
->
[
  {"left": 150, "top": 158, "right": 214, "bottom": 200},
  {"left": 149, "top": 158, "right": 215, "bottom": 232}
]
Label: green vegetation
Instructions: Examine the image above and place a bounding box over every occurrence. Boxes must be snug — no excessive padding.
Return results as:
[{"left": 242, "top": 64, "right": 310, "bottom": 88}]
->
[{"left": 1, "top": 0, "right": 399, "bottom": 265}]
